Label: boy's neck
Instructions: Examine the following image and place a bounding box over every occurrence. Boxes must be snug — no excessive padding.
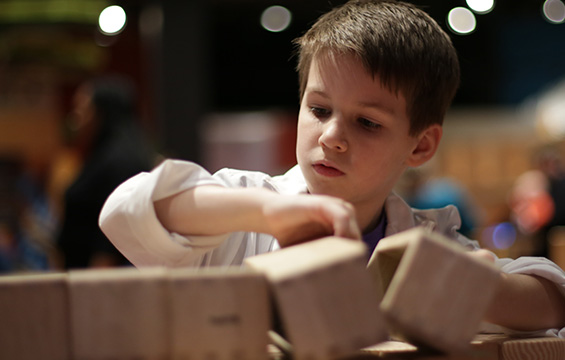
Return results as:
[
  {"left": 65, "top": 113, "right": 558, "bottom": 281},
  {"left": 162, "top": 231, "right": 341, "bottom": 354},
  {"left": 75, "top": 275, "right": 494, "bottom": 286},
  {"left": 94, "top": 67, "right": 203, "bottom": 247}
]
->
[
  {"left": 359, "top": 204, "right": 385, "bottom": 235},
  {"left": 363, "top": 209, "right": 385, "bottom": 235}
]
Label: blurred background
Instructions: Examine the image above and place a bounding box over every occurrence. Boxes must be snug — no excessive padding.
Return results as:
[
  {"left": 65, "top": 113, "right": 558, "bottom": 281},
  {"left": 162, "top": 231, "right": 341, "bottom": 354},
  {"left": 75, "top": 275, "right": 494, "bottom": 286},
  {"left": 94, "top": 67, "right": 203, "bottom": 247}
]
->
[{"left": 0, "top": 0, "right": 564, "bottom": 272}]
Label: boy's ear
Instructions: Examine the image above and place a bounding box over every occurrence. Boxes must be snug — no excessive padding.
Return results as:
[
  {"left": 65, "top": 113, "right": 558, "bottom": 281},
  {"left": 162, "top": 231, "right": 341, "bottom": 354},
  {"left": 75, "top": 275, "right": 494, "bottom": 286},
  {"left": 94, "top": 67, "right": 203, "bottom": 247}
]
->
[{"left": 406, "top": 124, "right": 443, "bottom": 167}]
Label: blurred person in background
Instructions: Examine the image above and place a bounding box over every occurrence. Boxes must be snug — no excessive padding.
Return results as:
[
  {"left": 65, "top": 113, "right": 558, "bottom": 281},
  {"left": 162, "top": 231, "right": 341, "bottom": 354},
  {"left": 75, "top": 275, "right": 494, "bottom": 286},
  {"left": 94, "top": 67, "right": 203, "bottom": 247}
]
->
[
  {"left": 510, "top": 146, "right": 565, "bottom": 258},
  {"left": 53, "top": 75, "right": 155, "bottom": 269}
]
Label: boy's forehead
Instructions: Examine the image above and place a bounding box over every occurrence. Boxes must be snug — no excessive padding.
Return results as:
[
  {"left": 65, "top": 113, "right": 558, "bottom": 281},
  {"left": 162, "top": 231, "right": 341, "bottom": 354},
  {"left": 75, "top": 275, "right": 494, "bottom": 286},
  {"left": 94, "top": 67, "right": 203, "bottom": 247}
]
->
[
  {"left": 307, "top": 53, "right": 405, "bottom": 102},
  {"left": 309, "top": 54, "right": 367, "bottom": 88},
  {"left": 312, "top": 52, "right": 365, "bottom": 76}
]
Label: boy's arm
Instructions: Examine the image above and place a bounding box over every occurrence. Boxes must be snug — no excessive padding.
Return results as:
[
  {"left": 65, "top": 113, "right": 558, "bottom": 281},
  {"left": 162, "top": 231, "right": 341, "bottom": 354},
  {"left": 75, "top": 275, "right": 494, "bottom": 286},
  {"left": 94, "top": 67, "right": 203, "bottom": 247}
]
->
[
  {"left": 154, "top": 185, "right": 362, "bottom": 247},
  {"left": 484, "top": 272, "right": 565, "bottom": 331}
]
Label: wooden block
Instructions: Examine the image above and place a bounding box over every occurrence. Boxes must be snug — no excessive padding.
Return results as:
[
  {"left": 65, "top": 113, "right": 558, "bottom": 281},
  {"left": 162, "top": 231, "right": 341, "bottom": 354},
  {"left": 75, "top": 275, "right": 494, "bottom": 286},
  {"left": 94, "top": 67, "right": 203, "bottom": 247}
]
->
[
  {"left": 360, "top": 336, "right": 500, "bottom": 360},
  {"left": 0, "top": 272, "right": 71, "bottom": 360},
  {"left": 245, "top": 237, "right": 388, "bottom": 360},
  {"left": 169, "top": 267, "right": 270, "bottom": 360},
  {"left": 358, "top": 335, "right": 565, "bottom": 360},
  {"left": 502, "top": 337, "right": 565, "bottom": 360},
  {"left": 68, "top": 267, "right": 169, "bottom": 360},
  {"left": 359, "top": 334, "right": 505, "bottom": 359},
  {"left": 367, "top": 227, "right": 500, "bottom": 354}
]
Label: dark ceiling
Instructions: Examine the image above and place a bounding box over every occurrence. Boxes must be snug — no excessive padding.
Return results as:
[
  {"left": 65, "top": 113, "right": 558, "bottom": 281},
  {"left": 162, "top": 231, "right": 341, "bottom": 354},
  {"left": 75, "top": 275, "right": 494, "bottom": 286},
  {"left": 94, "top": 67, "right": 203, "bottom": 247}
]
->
[{"left": 200, "top": 0, "right": 565, "bottom": 111}]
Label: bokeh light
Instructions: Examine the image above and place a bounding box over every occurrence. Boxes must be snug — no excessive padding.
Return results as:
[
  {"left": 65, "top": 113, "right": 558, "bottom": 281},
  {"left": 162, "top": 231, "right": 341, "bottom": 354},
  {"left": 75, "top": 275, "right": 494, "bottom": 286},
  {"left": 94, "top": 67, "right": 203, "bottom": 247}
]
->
[
  {"left": 543, "top": 0, "right": 565, "bottom": 24},
  {"left": 260, "top": 5, "right": 292, "bottom": 32},
  {"left": 98, "top": 5, "right": 127, "bottom": 35},
  {"left": 447, "top": 7, "right": 477, "bottom": 35},
  {"left": 482, "top": 222, "right": 517, "bottom": 250},
  {"left": 466, "top": 0, "right": 495, "bottom": 14}
]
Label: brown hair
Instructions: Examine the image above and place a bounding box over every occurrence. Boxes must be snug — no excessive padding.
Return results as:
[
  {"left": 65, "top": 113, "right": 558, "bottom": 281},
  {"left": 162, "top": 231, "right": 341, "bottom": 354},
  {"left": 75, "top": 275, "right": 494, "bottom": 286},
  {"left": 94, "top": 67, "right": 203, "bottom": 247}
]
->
[{"left": 294, "top": 0, "right": 460, "bottom": 135}]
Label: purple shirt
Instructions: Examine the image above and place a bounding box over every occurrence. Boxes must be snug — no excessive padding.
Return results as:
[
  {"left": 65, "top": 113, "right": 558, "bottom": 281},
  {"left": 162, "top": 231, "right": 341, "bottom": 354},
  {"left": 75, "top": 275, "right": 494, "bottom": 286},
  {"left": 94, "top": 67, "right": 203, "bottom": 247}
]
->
[{"left": 362, "top": 213, "right": 387, "bottom": 255}]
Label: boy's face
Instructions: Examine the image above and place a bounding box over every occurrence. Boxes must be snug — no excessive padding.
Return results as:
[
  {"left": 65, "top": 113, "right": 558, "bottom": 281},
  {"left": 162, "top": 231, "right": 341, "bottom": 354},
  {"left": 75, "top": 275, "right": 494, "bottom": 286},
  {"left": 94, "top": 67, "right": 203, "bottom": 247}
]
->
[{"left": 296, "top": 53, "right": 423, "bottom": 227}]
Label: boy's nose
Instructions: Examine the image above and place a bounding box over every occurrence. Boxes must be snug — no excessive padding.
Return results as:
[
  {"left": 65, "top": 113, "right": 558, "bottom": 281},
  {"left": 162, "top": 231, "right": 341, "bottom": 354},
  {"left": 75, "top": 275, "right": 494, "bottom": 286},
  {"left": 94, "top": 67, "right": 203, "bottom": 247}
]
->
[{"left": 319, "top": 119, "right": 348, "bottom": 152}]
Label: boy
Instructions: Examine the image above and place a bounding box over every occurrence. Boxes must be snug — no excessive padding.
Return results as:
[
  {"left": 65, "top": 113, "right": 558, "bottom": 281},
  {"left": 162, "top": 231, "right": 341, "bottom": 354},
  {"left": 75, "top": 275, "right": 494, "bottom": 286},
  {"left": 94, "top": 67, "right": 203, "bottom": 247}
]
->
[{"left": 100, "top": 0, "right": 565, "bottom": 336}]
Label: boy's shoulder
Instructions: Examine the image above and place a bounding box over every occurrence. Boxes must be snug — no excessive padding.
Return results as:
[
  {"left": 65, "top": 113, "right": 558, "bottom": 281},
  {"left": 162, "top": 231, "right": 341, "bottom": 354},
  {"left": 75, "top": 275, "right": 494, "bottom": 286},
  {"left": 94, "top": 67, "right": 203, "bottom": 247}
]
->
[
  {"left": 386, "top": 193, "right": 477, "bottom": 248},
  {"left": 214, "top": 165, "right": 307, "bottom": 195},
  {"left": 213, "top": 167, "right": 273, "bottom": 187},
  {"left": 412, "top": 205, "right": 462, "bottom": 235}
]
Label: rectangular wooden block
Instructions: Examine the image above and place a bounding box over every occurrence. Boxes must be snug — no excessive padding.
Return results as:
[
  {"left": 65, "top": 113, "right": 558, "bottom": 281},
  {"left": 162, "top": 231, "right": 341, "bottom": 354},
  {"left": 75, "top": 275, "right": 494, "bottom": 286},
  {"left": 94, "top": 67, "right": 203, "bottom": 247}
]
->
[
  {"left": 360, "top": 334, "right": 565, "bottom": 360},
  {"left": 0, "top": 272, "right": 71, "bottom": 360},
  {"left": 245, "top": 237, "right": 388, "bottom": 360},
  {"left": 360, "top": 336, "right": 500, "bottom": 360},
  {"left": 169, "top": 267, "right": 271, "bottom": 360},
  {"left": 502, "top": 337, "right": 565, "bottom": 360},
  {"left": 367, "top": 227, "right": 500, "bottom": 354},
  {"left": 68, "top": 267, "right": 169, "bottom": 360}
]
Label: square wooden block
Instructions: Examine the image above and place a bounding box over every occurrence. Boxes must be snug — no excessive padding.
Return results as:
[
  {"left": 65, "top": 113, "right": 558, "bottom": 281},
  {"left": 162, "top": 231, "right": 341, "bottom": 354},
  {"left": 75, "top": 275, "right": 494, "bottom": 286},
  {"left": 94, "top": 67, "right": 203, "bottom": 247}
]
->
[
  {"left": 68, "top": 267, "right": 169, "bottom": 360},
  {"left": 367, "top": 227, "right": 500, "bottom": 353},
  {"left": 245, "top": 237, "right": 388, "bottom": 360},
  {"left": 169, "top": 267, "right": 271, "bottom": 360},
  {"left": 0, "top": 272, "right": 71, "bottom": 360}
]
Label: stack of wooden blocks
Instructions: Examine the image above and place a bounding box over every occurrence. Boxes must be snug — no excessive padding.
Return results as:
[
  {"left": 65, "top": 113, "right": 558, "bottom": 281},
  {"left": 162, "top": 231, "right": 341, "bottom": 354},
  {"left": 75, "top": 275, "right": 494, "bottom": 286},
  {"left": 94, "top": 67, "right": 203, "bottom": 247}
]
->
[
  {"left": 0, "top": 237, "right": 386, "bottom": 360},
  {"left": 0, "top": 227, "right": 527, "bottom": 359}
]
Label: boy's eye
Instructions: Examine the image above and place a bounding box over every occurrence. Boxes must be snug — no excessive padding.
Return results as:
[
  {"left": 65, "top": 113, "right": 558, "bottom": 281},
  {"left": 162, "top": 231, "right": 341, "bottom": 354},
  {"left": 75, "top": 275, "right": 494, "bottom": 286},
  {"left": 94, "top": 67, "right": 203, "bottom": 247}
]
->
[
  {"left": 310, "top": 107, "right": 331, "bottom": 118},
  {"left": 358, "top": 117, "right": 381, "bottom": 130}
]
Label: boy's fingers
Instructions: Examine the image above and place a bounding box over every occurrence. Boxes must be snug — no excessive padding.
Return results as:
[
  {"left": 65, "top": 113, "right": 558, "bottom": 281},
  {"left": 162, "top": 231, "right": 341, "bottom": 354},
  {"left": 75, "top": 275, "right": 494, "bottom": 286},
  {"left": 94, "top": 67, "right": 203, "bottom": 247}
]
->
[
  {"left": 267, "top": 194, "right": 361, "bottom": 244},
  {"left": 469, "top": 249, "right": 497, "bottom": 263},
  {"left": 326, "top": 200, "right": 361, "bottom": 240},
  {"left": 333, "top": 213, "right": 361, "bottom": 240}
]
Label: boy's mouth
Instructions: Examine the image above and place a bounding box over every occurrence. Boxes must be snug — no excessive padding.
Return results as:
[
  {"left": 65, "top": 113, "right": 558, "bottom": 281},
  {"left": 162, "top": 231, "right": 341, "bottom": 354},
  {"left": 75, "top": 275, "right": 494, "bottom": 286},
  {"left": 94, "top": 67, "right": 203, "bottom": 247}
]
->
[{"left": 312, "top": 162, "right": 345, "bottom": 177}]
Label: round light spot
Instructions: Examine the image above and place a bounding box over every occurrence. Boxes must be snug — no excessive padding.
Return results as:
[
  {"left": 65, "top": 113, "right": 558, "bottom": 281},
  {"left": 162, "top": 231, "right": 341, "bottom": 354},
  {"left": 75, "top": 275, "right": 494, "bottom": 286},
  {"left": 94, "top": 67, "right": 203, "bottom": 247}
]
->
[
  {"left": 447, "top": 7, "right": 477, "bottom": 35},
  {"left": 260, "top": 5, "right": 292, "bottom": 32},
  {"left": 483, "top": 222, "right": 517, "bottom": 250},
  {"left": 543, "top": 0, "right": 565, "bottom": 24},
  {"left": 99, "top": 5, "right": 127, "bottom": 35},
  {"left": 466, "top": 0, "right": 495, "bottom": 14},
  {"left": 492, "top": 222, "right": 517, "bottom": 250}
]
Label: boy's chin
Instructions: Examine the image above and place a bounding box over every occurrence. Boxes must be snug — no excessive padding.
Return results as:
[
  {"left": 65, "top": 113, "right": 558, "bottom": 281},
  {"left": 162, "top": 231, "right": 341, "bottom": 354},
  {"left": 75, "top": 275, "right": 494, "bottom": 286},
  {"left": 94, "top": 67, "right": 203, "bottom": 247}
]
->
[{"left": 307, "top": 186, "right": 348, "bottom": 200}]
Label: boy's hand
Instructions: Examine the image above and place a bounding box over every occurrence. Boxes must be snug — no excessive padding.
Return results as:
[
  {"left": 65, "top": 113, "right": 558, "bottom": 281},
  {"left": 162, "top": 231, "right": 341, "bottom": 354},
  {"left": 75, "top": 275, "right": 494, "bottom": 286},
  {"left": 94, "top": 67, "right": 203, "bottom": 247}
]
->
[{"left": 262, "top": 194, "right": 362, "bottom": 247}]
